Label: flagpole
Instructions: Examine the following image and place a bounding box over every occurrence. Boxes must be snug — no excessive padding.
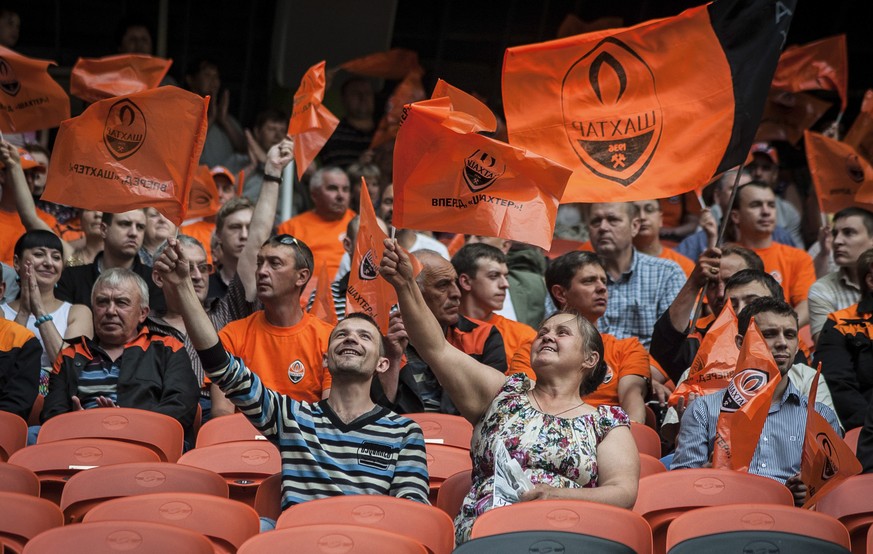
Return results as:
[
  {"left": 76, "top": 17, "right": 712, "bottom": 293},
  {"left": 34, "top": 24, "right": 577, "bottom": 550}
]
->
[{"left": 281, "top": 161, "right": 294, "bottom": 222}]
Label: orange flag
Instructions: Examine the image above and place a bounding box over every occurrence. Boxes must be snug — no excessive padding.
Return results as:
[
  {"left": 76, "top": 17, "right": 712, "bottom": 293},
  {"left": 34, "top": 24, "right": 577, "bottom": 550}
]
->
[
  {"left": 185, "top": 165, "right": 221, "bottom": 219},
  {"left": 801, "top": 364, "right": 861, "bottom": 508},
  {"left": 668, "top": 302, "right": 739, "bottom": 408},
  {"left": 502, "top": 0, "right": 795, "bottom": 203},
  {"left": 346, "top": 178, "right": 397, "bottom": 333},
  {"left": 310, "top": 261, "right": 338, "bottom": 326},
  {"left": 70, "top": 54, "right": 172, "bottom": 103},
  {"left": 712, "top": 318, "right": 782, "bottom": 471},
  {"left": 0, "top": 46, "right": 70, "bottom": 133},
  {"left": 772, "top": 35, "right": 848, "bottom": 112},
  {"left": 805, "top": 130, "right": 873, "bottom": 213},
  {"left": 845, "top": 89, "right": 873, "bottom": 165},
  {"left": 288, "top": 61, "right": 339, "bottom": 179},
  {"left": 756, "top": 91, "right": 832, "bottom": 145},
  {"left": 369, "top": 69, "right": 426, "bottom": 150},
  {"left": 42, "top": 86, "right": 208, "bottom": 225},
  {"left": 393, "top": 87, "right": 571, "bottom": 250},
  {"left": 340, "top": 48, "right": 422, "bottom": 80},
  {"left": 431, "top": 79, "right": 496, "bottom": 132}
]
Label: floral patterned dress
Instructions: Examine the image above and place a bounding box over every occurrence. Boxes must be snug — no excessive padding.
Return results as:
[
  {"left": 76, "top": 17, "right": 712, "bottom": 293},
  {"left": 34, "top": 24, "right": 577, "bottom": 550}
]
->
[{"left": 454, "top": 373, "right": 630, "bottom": 543}]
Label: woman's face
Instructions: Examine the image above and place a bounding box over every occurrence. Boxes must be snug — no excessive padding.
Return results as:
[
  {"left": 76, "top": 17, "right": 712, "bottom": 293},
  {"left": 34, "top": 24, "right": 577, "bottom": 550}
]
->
[
  {"left": 16, "top": 246, "right": 64, "bottom": 289},
  {"left": 81, "top": 210, "right": 104, "bottom": 238},
  {"left": 531, "top": 312, "right": 587, "bottom": 374}
]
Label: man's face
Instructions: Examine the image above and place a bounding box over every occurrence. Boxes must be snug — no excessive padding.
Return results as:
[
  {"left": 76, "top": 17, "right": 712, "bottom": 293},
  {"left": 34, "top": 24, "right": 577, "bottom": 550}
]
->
[
  {"left": 218, "top": 208, "right": 252, "bottom": 262},
  {"left": 188, "top": 64, "right": 220, "bottom": 98},
  {"left": 553, "top": 263, "right": 608, "bottom": 322},
  {"left": 214, "top": 176, "right": 236, "bottom": 206},
  {"left": 182, "top": 243, "right": 210, "bottom": 304},
  {"left": 255, "top": 244, "right": 306, "bottom": 302},
  {"left": 254, "top": 119, "right": 286, "bottom": 151},
  {"left": 732, "top": 186, "right": 777, "bottom": 238},
  {"left": 706, "top": 253, "right": 750, "bottom": 314},
  {"left": 727, "top": 281, "right": 773, "bottom": 315},
  {"left": 93, "top": 281, "right": 149, "bottom": 347},
  {"left": 419, "top": 257, "right": 461, "bottom": 327},
  {"left": 144, "top": 208, "right": 176, "bottom": 245},
  {"left": 102, "top": 210, "right": 146, "bottom": 259},
  {"left": 463, "top": 259, "right": 509, "bottom": 313},
  {"left": 748, "top": 154, "right": 779, "bottom": 187},
  {"left": 587, "top": 203, "right": 639, "bottom": 258},
  {"left": 342, "top": 80, "right": 375, "bottom": 120},
  {"left": 311, "top": 172, "right": 350, "bottom": 220},
  {"left": 379, "top": 184, "right": 394, "bottom": 225},
  {"left": 326, "top": 317, "right": 385, "bottom": 379},
  {"left": 0, "top": 11, "right": 20, "bottom": 48},
  {"left": 118, "top": 25, "right": 153, "bottom": 55},
  {"left": 24, "top": 150, "right": 48, "bottom": 196},
  {"left": 633, "top": 200, "right": 662, "bottom": 242},
  {"left": 832, "top": 215, "right": 873, "bottom": 268},
  {"left": 754, "top": 310, "right": 798, "bottom": 375}
]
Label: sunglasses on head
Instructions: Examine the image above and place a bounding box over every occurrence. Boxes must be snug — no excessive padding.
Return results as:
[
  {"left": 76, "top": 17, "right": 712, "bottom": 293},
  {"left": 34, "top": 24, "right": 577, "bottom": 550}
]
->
[{"left": 274, "top": 234, "right": 311, "bottom": 271}]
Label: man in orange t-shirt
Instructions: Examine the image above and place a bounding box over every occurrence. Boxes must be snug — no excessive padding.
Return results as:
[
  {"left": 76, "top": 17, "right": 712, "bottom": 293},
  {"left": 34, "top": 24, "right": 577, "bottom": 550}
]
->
[
  {"left": 729, "top": 182, "right": 815, "bottom": 326},
  {"left": 452, "top": 242, "right": 536, "bottom": 376},
  {"left": 276, "top": 167, "right": 355, "bottom": 280}
]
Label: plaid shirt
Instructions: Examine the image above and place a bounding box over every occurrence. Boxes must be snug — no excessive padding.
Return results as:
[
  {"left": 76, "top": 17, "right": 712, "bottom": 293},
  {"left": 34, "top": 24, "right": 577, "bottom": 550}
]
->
[{"left": 598, "top": 250, "right": 685, "bottom": 349}]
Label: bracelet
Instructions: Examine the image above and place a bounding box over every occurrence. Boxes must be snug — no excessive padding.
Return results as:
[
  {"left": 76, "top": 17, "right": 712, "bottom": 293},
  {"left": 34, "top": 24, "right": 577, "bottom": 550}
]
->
[
  {"left": 35, "top": 314, "right": 54, "bottom": 327},
  {"left": 263, "top": 174, "right": 282, "bottom": 184}
]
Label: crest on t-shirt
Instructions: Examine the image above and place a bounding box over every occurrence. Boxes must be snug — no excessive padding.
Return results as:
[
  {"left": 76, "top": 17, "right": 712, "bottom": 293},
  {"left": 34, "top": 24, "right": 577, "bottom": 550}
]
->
[
  {"left": 602, "top": 364, "right": 614, "bottom": 384},
  {"left": 358, "top": 441, "right": 395, "bottom": 470},
  {"left": 287, "top": 360, "right": 305, "bottom": 384}
]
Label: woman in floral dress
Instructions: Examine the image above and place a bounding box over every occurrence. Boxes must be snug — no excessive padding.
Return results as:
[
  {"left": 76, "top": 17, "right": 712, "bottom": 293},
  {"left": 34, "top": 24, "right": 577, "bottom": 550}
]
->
[{"left": 381, "top": 240, "right": 639, "bottom": 544}]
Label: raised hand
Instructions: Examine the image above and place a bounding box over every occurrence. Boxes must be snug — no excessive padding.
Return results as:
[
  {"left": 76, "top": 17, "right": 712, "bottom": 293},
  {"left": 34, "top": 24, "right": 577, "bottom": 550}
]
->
[{"left": 380, "top": 239, "right": 414, "bottom": 289}]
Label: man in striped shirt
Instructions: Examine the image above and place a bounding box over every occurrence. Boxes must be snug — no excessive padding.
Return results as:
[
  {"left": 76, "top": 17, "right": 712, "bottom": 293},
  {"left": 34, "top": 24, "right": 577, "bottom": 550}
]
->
[{"left": 156, "top": 238, "right": 430, "bottom": 522}]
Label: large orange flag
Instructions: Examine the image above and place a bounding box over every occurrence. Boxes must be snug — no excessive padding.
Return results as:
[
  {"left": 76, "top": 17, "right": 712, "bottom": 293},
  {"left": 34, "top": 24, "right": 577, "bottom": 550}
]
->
[
  {"left": 340, "top": 48, "right": 422, "bottom": 80},
  {"left": 772, "top": 35, "right": 848, "bottom": 112},
  {"left": 393, "top": 87, "right": 571, "bottom": 250},
  {"left": 805, "top": 130, "right": 873, "bottom": 213},
  {"left": 801, "top": 364, "right": 861, "bottom": 508},
  {"left": 42, "top": 86, "right": 208, "bottom": 225},
  {"left": 70, "top": 54, "right": 172, "bottom": 104},
  {"left": 712, "top": 318, "right": 782, "bottom": 471},
  {"left": 0, "top": 46, "right": 70, "bottom": 133},
  {"left": 756, "top": 91, "right": 832, "bottom": 145},
  {"left": 369, "top": 68, "right": 426, "bottom": 150},
  {"left": 668, "top": 302, "right": 739, "bottom": 408},
  {"left": 288, "top": 61, "right": 339, "bottom": 179},
  {"left": 310, "top": 261, "right": 338, "bottom": 326},
  {"left": 845, "top": 89, "right": 873, "bottom": 165},
  {"left": 185, "top": 165, "right": 221, "bottom": 219},
  {"left": 502, "top": 0, "right": 795, "bottom": 203}
]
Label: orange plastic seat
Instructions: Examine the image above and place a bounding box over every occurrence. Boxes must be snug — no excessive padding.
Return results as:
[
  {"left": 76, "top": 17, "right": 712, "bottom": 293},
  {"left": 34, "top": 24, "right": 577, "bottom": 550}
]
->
[
  {"left": 84, "top": 492, "right": 259, "bottom": 553},
  {"left": 639, "top": 453, "right": 668, "bottom": 477},
  {"left": 277, "top": 495, "right": 455, "bottom": 554},
  {"left": 238, "top": 524, "right": 428, "bottom": 554},
  {"left": 815, "top": 473, "right": 873, "bottom": 554},
  {"left": 60, "top": 462, "right": 228, "bottom": 523},
  {"left": 38, "top": 407, "right": 184, "bottom": 462},
  {"left": 425, "top": 443, "right": 472, "bottom": 502},
  {"left": 634, "top": 468, "right": 794, "bottom": 554},
  {"left": 405, "top": 413, "right": 473, "bottom": 449},
  {"left": 253, "top": 472, "right": 282, "bottom": 521},
  {"left": 435, "top": 469, "right": 472, "bottom": 519},
  {"left": 0, "top": 491, "right": 63, "bottom": 553},
  {"left": 21, "top": 520, "right": 213, "bottom": 554},
  {"left": 194, "top": 413, "right": 265, "bottom": 448},
  {"left": 177, "top": 440, "right": 281, "bottom": 506},
  {"left": 666, "top": 503, "right": 850, "bottom": 553},
  {"left": 7, "top": 438, "right": 160, "bottom": 504},
  {"left": 0, "top": 412, "right": 26, "bottom": 461},
  {"left": 470, "top": 499, "right": 652, "bottom": 553},
  {"left": 844, "top": 427, "right": 860, "bottom": 454},
  {"left": 0, "top": 462, "right": 39, "bottom": 496},
  {"left": 631, "top": 421, "right": 662, "bottom": 458}
]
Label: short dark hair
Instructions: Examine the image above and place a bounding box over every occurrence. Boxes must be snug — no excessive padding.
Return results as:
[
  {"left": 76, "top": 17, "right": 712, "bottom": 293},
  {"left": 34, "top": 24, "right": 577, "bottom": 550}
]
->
[
  {"left": 720, "top": 245, "right": 765, "bottom": 273},
  {"left": 737, "top": 297, "right": 797, "bottom": 337},
  {"left": 333, "top": 312, "right": 386, "bottom": 357},
  {"left": 14, "top": 230, "right": 63, "bottom": 260},
  {"left": 734, "top": 180, "right": 773, "bottom": 207},
  {"left": 858, "top": 248, "right": 873, "bottom": 296},
  {"left": 545, "top": 251, "right": 604, "bottom": 306},
  {"left": 114, "top": 16, "right": 154, "bottom": 49},
  {"left": 263, "top": 234, "right": 314, "bottom": 281},
  {"left": 451, "top": 243, "right": 506, "bottom": 279},
  {"left": 254, "top": 108, "right": 288, "bottom": 129},
  {"left": 834, "top": 206, "right": 873, "bottom": 237},
  {"left": 215, "top": 197, "right": 253, "bottom": 233},
  {"left": 100, "top": 209, "right": 146, "bottom": 227},
  {"left": 724, "top": 269, "right": 783, "bottom": 300}
]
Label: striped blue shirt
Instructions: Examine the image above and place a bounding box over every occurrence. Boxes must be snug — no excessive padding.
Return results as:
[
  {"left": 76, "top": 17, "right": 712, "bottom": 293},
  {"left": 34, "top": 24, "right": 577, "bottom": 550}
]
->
[
  {"left": 671, "top": 379, "right": 841, "bottom": 483},
  {"left": 77, "top": 356, "right": 120, "bottom": 409}
]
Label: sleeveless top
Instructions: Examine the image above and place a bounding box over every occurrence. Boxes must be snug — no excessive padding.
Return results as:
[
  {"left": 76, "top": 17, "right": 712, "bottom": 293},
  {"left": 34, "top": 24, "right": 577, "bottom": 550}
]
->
[{"left": 2, "top": 301, "right": 73, "bottom": 368}]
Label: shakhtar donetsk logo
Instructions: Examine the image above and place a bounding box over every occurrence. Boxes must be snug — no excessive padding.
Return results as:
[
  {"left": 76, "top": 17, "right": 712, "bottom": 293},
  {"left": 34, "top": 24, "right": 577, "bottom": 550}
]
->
[
  {"left": 0, "top": 57, "right": 19, "bottom": 96},
  {"left": 103, "top": 99, "right": 147, "bottom": 161},
  {"left": 463, "top": 149, "right": 505, "bottom": 193},
  {"left": 287, "top": 360, "right": 305, "bottom": 384},
  {"left": 561, "top": 37, "right": 663, "bottom": 187},
  {"left": 721, "top": 368, "right": 769, "bottom": 413},
  {"left": 359, "top": 249, "right": 379, "bottom": 280},
  {"left": 846, "top": 154, "right": 866, "bottom": 183}
]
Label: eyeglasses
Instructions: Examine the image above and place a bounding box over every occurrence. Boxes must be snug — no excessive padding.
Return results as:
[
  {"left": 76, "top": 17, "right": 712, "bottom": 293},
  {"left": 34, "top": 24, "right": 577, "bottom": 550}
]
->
[
  {"left": 189, "top": 262, "right": 215, "bottom": 275},
  {"left": 275, "top": 234, "right": 311, "bottom": 271}
]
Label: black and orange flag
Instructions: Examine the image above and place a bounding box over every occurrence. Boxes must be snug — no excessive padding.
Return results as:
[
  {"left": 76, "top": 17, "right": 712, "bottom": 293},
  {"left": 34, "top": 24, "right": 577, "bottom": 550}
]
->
[
  {"left": 0, "top": 46, "right": 70, "bottom": 133},
  {"left": 370, "top": 68, "right": 426, "bottom": 150},
  {"left": 712, "top": 318, "right": 782, "bottom": 472},
  {"left": 185, "top": 165, "right": 221, "bottom": 220},
  {"left": 310, "top": 261, "right": 338, "bottom": 326},
  {"left": 288, "top": 61, "right": 338, "bottom": 179},
  {"left": 70, "top": 54, "right": 172, "bottom": 103},
  {"left": 756, "top": 91, "right": 832, "bottom": 145},
  {"left": 502, "top": 0, "right": 796, "bottom": 203},
  {"left": 772, "top": 35, "right": 848, "bottom": 112},
  {"left": 845, "top": 89, "right": 873, "bottom": 165},
  {"left": 346, "top": 178, "right": 397, "bottom": 333},
  {"left": 340, "top": 48, "right": 422, "bottom": 80},
  {"left": 668, "top": 301, "right": 738, "bottom": 408},
  {"left": 42, "top": 86, "right": 208, "bottom": 225},
  {"left": 805, "top": 130, "right": 873, "bottom": 213},
  {"left": 393, "top": 84, "right": 571, "bottom": 250},
  {"left": 801, "top": 363, "right": 861, "bottom": 508}
]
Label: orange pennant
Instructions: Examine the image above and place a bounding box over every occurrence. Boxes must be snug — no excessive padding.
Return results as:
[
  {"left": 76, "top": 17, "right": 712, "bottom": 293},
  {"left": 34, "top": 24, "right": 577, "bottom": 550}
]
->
[
  {"left": 70, "top": 54, "right": 172, "bottom": 103},
  {"left": 185, "top": 165, "right": 221, "bottom": 219},
  {"left": 310, "top": 260, "right": 338, "bottom": 326},
  {"left": 712, "top": 318, "right": 782, "bottom": 472},
  {"left": 845, "top": 89, "right": 873, "bottom": 165},
  {"left": 369, "top": 69, "right": 426, "bottom": 150},
  {"left": 0, "top": 46, "right": 70, "bottom": 133},
  {"left": 801, "top": 363, "right": 861, "bottom": 508},
  {"left": 393, "top": 89, "right": 571, "bottom": 250},
  {"left": 772, "top": 35, "right": 848, "bottom": 111},
  {"left": 502, "top": 1, "right": 794, "bottom": 203},
  {"left": 42, "top": 86, "right": 208, "bottom": 225},
  {"left": 668, "top": 302, "right": 739, "bottom": 408},
  {"left": 805, "top": 130, "right": 873, "bottom": 213},
  {"left": 346, "top": 178, "right": 397, "bottom": 333},
  {"left": 340, "top": 48, "right": 422, "bottom": 80},
  {"left": 756, "top": 91, "right": 832, "bottom": 145},
  {"left": 288, "top": 61, "right": 339, "bottom": 179}
]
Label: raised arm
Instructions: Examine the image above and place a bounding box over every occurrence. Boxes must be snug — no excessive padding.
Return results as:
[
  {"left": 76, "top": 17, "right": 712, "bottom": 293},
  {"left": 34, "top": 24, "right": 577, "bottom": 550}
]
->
[{"left": 380, "top": 239, "right": 505, "bottom": 423}]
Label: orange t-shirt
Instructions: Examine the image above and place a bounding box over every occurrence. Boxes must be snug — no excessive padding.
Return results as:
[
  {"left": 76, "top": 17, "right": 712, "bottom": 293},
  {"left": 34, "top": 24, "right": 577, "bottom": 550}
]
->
[
  {"left": 276, "top": 209, "right": 356, "bottom": 279},
  {"left": 479, "top": 313, "right": 535, "bottom": 377},
  {"left": 180, "top": 220, "right": 216, "bottom": 264},
  {"left": 218, "top": 311, "right": 333, "bottom": 402},
  {"left": 659, "top": 192, "right": 702, "bottom": 229},
  {"left": 0, "top": 208, "right": 59, "bottom": 265},
  {"left": 659, "top": 247, "right": 694, "bottom": 277},
  {"left": 750, "top": 242, "right": 816, "bottom": 307}
]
